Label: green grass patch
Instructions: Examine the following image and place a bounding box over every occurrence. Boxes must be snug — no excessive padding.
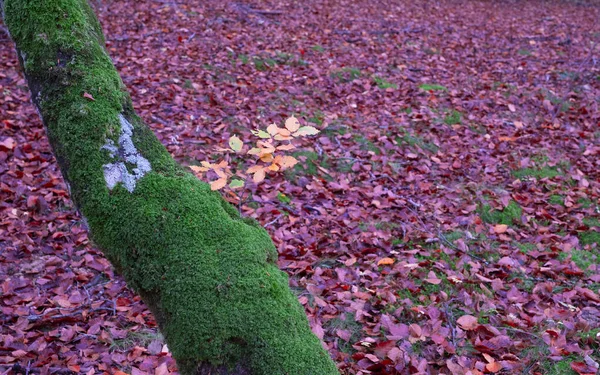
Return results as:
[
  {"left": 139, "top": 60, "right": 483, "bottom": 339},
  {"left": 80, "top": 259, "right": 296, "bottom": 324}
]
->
[
  {"left": 354, "top": 135, "right": 382, "bottom": 155},
  {"left": 419, "top": 83, "right": 447, "bottom": 92},
  {"left": 110, "top": 328, "right": 163, "bottom": 352},
  {"left": 579, "top": 232, "right": 600, "bottom": 246},
  {"left": 443, "top": 110, "right": 462, "bottom": 125},
  {"left": 395, "top": 131, "right": 439, "bottom": 153},
  {"left": 373, "top": 76, "right": 398, "bottom": 89},
  {"left": 331, "top": 67, "right": 362, "bottom": 83},
  {"left": 277, "top": 192, "right": 292, "bottom": 205},
  {"left": 512, "top": 166, "right": 562, "bottom": 180},
  {"left": 578, "top": 198, "right": 594, "bottom": 208},
  {"left": 324, "top": 313, "right": 362, "bottom": 354},
  {"left": 518, "top": 48, "right": 532, "bottom": 56},
  {"left": 515, "top": 242, "right": 536, "bottom": 254},
  {"left": 583, "top": 217, "right": 600, "bottom": 227},
  {"left": 479, "top": 200, "right": 522, "bottom": 225},
  {"left": 311, "top": 45, "right": 325, "bottom": 53},
  {"left": 549, "top": 194, "right": 565, "bottom": 206}
]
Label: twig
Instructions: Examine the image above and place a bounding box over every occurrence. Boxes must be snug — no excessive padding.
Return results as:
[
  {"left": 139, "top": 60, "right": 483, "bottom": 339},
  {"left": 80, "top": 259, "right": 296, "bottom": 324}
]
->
[{"left": 264, "top": 214, "right": 283, "bottom": 228}]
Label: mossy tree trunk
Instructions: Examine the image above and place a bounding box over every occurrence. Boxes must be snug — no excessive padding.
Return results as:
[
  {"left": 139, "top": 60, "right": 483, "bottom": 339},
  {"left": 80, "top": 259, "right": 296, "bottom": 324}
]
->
[{"left": 0, "top": 1, "right": 339, "bottom": 374}]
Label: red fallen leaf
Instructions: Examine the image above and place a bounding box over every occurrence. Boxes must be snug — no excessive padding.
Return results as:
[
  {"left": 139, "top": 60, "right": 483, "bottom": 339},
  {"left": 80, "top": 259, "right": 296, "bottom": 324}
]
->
[
  {"left": 373, "top": 340, "right": 396, "bottom": 358},
  {"left": 456, "top": 315, "right": 478, "bottom": 331},
  {"left": 11, "top": 349, "right": 28, "bottom": 358},
  {"left": 83, "top": 92, "right": 95, "bottom": 101},
  {"left": 114, "top": 371, "right": 128, "bottom": 375},
  {"left": 570, "top": 362, "right": 597, "bottom": 375},
  {"left": 0, "top": 137, "right": 16, "bottom": 151},
  {"left": 67, "top": 365, "right": 80, "bottom": 372}
]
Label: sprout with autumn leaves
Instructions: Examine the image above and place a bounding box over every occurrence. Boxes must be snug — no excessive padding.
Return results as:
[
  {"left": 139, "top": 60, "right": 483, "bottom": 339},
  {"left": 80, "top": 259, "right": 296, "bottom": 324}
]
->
[{"left": 190, "top": 116, "right": 320, "bottom": 191}]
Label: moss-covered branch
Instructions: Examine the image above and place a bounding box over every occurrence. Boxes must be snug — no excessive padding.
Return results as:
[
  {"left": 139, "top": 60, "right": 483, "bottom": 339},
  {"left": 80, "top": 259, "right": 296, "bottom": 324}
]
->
[{"left": 0, "top": 0, "right": 338, "bottom": 374}]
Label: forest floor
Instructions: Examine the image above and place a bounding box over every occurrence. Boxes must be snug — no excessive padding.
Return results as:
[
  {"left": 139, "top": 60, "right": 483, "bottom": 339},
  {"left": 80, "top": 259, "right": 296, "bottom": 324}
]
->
[{"left": 1, "top": 0, "right": 600, "bottom": 374}]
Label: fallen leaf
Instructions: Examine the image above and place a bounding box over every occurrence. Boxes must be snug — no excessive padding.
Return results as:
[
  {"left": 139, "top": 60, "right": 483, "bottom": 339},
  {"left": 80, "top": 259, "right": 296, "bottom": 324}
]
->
[
  {"left": 493, "top": 224, "right": 508, "bottom": 234},
  {"left": 377, "top": 257, "right": 394, "bottom": 266},
  {"left": 456, "top": 315, "right": 478, "bottom": 330}
]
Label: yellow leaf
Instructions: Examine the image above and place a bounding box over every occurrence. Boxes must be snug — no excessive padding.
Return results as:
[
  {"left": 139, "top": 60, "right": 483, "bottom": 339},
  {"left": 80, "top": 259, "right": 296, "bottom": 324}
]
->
[
  {"left": 267, "top": 163, "right": 280, "bottom": 172},
  {"left": 247, "top": 147, "right": 262, "bottom": 155},
  {"left": 228, "top": 135, "right": 243, "bottom": 152},
  {"left": 210, "top": 178, "right": 228, "bottom": 190},
  {"left": 377, "top": 257, "right": 394, "bottom": 266},
  {"left": 229, "top": 179, "right": 244, "bottom": 189},
  {"left": 285, "top": 116, "right": 301, "bottom": 132},
  {"left": 253, "top": 168, "right": 266, "bottom": 183},
  {"left": 252, "top": 129, "right": 271, "bottom": 139},
  {"left": 293, "top": 126, "right": 319, "bottom": 137}
]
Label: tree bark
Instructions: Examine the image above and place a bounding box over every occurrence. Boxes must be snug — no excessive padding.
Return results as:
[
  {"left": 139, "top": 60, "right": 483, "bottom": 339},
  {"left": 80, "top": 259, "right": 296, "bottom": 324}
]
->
[{"left": 0, "top": 1, "right": 338, "bottom": 374}]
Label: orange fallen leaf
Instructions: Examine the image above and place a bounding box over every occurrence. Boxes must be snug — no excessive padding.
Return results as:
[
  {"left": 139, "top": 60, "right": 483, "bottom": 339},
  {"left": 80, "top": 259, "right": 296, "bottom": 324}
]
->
[
  {"left": 377, "top": 257, "right": 394, "bottom": 266},
  {"left": 493, "top": 224, "right": 508, "bottom": 234},
  {"left": 486, "top": 362, "right": 502, "bottom": 373}
]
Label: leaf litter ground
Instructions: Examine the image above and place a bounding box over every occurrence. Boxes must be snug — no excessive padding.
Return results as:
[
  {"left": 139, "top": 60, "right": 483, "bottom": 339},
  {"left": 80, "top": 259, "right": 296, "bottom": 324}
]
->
[{"left": 1, "top": 0, "right": 599, "bottom": 374}]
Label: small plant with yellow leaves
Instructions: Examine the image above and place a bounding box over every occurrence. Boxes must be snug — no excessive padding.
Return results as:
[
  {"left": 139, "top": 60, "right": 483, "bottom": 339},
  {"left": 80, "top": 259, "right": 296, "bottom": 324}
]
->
[{"left": 190, "top": 116, "right": 320, "bottom": 192}]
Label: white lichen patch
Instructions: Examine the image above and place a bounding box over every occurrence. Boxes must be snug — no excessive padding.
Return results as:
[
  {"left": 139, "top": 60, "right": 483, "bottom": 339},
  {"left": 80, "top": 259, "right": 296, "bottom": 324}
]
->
[{"left": 102, "top": 114, "right": 151, "bottom": 192}]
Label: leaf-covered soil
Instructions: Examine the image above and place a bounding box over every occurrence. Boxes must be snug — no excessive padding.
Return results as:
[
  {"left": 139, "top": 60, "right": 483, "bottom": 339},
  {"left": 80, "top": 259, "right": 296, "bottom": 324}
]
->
[{"left": 1, "top": 0, "right": 600, "bottom": 374}]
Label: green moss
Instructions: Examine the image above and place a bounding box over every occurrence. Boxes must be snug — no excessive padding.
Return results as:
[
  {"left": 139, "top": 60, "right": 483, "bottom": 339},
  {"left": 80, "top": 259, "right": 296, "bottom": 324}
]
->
[
  {"left": 3, "top": 1, "right": 337, "bottom": 374},
  {"left": 479, "top": 201, "right": 522, "bottom": 225}
]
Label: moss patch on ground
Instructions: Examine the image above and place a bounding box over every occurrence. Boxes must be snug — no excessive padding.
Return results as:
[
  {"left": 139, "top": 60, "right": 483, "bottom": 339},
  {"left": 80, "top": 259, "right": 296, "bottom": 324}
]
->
[
  {"left": 478, "top": 200, "right": 523, "bottom": 225},
  {"left": 3, "top": 1, "right": 338, "bottom": 374}
]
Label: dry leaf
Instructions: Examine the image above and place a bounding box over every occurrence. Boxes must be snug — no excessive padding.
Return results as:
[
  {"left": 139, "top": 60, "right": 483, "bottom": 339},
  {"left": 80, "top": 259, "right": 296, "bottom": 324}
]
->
[
  {"left": 493, "top": 224, "right": 508, "bottom": 234},
  {"left": 456, "top": 315, "right": 478, "bottom": 330},
  {"left": 228, "top": 135, "right": 243, "bottom": 152},
  {"left": 285, "top": 116, "right": 301, "bottom": 132},
  {"left": 377, "top": 257, "right": 394, "bottom": 266}
]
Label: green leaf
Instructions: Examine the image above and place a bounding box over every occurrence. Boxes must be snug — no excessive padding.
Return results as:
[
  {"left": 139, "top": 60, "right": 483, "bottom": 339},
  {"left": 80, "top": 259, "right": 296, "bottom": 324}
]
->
[
  {"left": 229, "top": 179, "right": 245, "bottom": 189},
  {"left": 228, "top": 135, "right": 243, "bottom": 152}
]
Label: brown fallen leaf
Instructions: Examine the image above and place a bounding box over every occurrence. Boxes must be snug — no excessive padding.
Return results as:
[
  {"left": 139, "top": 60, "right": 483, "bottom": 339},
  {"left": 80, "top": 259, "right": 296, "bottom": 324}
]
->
[{"left": 456, "top": 315, "right": 478, "bottom": 331}]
